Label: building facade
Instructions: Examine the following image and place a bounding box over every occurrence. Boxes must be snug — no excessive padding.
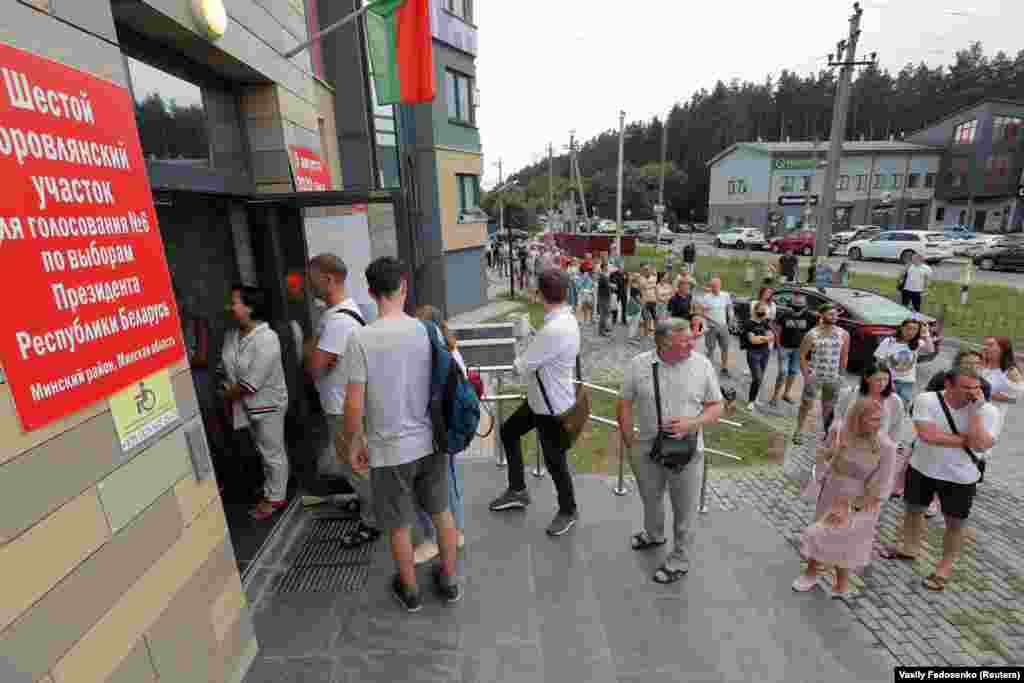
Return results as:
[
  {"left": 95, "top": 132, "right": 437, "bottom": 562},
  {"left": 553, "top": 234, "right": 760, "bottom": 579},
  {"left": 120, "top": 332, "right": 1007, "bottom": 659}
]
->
[
  {"left": 906, "top": 99, "right": 1024, "bottom": 233},
  {"left": 708, "top": 141, "right": 943, "bottom": 234},
  {"left": 0, "top": 1, "right": 379, "bottom": 681}
]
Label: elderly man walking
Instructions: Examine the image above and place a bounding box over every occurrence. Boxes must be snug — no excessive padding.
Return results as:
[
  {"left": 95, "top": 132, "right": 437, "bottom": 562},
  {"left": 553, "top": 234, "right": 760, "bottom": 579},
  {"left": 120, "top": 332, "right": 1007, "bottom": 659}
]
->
[{"left": 617, "top": 319, "right": 724, "bottom": 583}]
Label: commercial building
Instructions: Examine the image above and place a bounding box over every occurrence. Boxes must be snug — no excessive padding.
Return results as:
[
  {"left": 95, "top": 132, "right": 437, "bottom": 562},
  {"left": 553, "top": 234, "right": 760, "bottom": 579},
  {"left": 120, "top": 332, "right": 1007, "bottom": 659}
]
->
[
  {"left": 707, "top": 140, "right": 943, "bottom": 234},
  {"left": 906, "top": 99, "right": 1024, "bottom": 233}
]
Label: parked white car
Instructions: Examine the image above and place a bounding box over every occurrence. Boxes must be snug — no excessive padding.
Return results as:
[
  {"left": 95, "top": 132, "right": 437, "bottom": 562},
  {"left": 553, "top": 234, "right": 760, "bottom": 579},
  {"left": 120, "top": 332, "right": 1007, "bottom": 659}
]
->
[
  {"left": 846, "top": 230, "right": 955, "bottom": 265},
  {"left": 715, "top": 227, "right": 766, "bottom": 250}
]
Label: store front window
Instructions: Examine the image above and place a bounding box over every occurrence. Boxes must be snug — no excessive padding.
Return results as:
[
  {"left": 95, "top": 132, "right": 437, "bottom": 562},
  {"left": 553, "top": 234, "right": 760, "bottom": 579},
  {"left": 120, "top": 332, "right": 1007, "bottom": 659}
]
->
[{"left": 127, "top": 56, "right": 210, "bottom": 166}]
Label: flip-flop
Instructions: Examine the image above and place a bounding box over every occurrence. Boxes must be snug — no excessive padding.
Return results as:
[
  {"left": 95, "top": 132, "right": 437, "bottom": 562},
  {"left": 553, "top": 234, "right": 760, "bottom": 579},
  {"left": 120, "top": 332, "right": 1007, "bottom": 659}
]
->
[
  {"left": 878, "top": 545, "right": 917, "bottom": 561},
  {"left": 631, "top": 531, "right": 667, "bottom": 551},
  {"left": 652, "top": 565, "right": 687, "bottom": 584},
  {"left": 922, "top": 573, "right": 947, "bottom": 592}
]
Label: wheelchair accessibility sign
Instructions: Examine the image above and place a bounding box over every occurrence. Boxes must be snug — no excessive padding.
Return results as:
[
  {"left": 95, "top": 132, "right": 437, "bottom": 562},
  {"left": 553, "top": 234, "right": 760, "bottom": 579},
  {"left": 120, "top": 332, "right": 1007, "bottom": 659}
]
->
[{"left": 109, "top": 369, "right": 180, "bottom": 452}]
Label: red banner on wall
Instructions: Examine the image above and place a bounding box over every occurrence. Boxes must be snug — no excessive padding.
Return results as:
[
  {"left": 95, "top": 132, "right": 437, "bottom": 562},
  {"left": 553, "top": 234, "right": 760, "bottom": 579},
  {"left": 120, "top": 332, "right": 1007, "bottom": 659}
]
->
[
  {"left": 288, "top": 145, "right": 332, "bottom": 192},
  {"left": 0, "top": 42, "right": 185, "bottom": 431}
]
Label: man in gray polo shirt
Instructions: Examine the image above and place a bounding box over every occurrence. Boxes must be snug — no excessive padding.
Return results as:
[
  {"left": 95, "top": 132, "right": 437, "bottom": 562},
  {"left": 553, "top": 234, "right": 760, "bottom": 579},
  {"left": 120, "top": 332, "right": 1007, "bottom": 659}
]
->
[
  {"left": 342, "top": 257, "right": 460, "bottom": 612},
  {"left": 617, "top": 318, "right": 724, "bottom": 583}
]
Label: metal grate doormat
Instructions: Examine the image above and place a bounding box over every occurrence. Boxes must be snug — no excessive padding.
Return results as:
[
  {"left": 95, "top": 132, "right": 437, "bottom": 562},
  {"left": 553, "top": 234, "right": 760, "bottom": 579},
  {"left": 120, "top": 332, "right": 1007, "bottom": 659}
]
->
[{"left": 275, "top": 518, "right": 372, "bottom": 593}]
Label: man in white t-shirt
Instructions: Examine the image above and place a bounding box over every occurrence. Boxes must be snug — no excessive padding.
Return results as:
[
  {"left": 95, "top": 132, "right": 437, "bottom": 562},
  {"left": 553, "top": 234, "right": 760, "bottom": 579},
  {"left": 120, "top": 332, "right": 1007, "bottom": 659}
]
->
[
  {"left": 698, "top": 277, "right": 735, "bottom": 376},
  {"left": 305, "top": 254, "right": 379, "bottom": 548},
  {"left": 900, "top": 252, "right": 932, "bottom": 312},
  {"left": 883, "top": 368, "right": 1000, "bottom": 592}
]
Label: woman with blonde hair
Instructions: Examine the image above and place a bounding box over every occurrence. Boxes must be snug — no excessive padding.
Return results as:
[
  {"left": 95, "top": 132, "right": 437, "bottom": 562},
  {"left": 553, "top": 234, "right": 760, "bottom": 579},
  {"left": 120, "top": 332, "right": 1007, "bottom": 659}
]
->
[
  {"left": 793, "top": 397, "right": 897, "bottom": 597},
  {"left": 413, "top": 305, "right": 467, "bottom": 561}
]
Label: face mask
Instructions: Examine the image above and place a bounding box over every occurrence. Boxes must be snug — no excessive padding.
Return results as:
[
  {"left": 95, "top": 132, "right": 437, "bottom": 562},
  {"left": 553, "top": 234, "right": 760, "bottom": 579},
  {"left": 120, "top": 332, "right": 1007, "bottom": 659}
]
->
[{"left": 660, "top": 348, "right": 689, "bottom": 365}]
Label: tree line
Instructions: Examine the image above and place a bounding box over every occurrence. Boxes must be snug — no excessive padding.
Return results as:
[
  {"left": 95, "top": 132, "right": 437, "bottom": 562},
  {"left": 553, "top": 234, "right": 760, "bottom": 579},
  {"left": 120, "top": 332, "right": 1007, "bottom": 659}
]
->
[{"left": 494, "top": 42, "right": 1024, "bottom": 227}]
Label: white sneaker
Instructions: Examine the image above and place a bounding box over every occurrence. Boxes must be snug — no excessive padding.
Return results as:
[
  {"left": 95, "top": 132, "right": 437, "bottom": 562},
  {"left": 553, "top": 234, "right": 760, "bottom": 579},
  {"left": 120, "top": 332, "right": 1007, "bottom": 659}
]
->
[{"left": 792, "top": 574, "right": 818, "bottom": 592}]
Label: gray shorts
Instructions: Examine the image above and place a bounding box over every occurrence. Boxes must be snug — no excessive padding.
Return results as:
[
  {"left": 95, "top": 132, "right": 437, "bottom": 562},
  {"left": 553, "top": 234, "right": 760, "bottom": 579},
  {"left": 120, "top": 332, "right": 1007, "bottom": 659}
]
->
[
  {"left": 371, "top": 453, "right": 450, "bottom": 531},
  {"left": 801, "top": 376, "right": 842, "bottom": 403},
  {"left": 704, "top": 324, "right": 730, "bottom": 356}
]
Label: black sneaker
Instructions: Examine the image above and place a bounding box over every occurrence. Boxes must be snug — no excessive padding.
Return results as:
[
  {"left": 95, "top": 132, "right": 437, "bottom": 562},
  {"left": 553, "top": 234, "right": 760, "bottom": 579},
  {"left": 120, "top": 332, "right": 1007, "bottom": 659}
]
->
[
  {"left": 391, "top": 575, "right": 422, "bottom": 613},
  {"left": 546, "top": 511, "right": 578, "bottom": 537},
  {"left": 433, "top": 566, "right": 463, "bottom": 604},
  {"left": 489, "top": 488, "right": 531, "bottom": 511}
]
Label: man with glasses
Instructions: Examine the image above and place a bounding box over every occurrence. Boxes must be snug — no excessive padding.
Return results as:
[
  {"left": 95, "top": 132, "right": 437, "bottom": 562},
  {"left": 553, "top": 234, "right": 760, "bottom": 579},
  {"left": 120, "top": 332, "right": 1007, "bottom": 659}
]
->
[{"left": 882, "top": 368, "right": 1000, "bottom": 592}]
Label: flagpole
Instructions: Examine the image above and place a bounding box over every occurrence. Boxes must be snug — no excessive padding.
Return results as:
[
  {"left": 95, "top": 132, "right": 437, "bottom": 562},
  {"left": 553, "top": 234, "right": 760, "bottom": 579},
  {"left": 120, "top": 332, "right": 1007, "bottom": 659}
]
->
[{"left": 283, "top": 3, "right": 373, "bottom": 58}]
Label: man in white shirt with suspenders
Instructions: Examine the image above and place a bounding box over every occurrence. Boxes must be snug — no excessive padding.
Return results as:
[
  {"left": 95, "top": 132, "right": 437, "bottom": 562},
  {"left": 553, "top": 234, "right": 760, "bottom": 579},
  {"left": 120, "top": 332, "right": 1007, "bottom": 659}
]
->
[{"left": 305, "top": 253, "right": 380, "bottom": 549}]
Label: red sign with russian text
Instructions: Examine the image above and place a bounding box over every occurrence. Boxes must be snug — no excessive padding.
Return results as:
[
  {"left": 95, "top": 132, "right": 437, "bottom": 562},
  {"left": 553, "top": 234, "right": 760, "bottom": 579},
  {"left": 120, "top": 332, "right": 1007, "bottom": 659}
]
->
[
  {"left": 0, "top": 42, "right": 185, "bottom": 431},
  {"left": 288, "top": 145, "right": 332, "bottom": 192}
]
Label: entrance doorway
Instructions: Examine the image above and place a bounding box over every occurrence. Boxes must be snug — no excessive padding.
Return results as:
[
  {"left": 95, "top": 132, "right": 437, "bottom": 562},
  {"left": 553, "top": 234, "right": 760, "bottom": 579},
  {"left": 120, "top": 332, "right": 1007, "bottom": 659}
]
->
[
  {"left": 904, "top": 205, "right": 925, "bottom": 229},
  {"left": 974, "top": 210, "right": 988, "bottom": 232}
]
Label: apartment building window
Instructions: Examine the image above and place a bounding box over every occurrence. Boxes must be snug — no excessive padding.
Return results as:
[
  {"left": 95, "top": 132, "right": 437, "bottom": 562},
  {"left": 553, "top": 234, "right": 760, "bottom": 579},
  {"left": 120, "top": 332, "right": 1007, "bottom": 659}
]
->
[
  {"left": 728, "top": 178, "right": 748, "bottom": 195},
  {"left": 907, "top": 173, "right": 921, "bottom": 189},
  {"left": 892, "top": 174, "right": 904, "bottom": 189},
  {"left": 954, "top": 119, "right": 977, "bottom": 145},
  {"left": 936, "top": 207, "right": 946, "bottom": 222},
  {"left": 873, "top": 174, "right": 883, "bottom": 189},
  {"left": 126, "top": 56, "right": 210, "bottom": 167},
  {"left": 457, "top": 174, "right": 480, "bottom": 214},
  {"left": 781, "top": 176, "right": 796, "bottom": 192},
  {"left": 924, "top": 173, "right": 936, "bottom": 188},
  {"left": 855, "top": 174, "right": 867, "bottom": 191},
  {"left": 837, "top": 175, "right": 850, "bottom": 190},
  {"left": 993, "top": 116, "right": 1023, "bottom": 144},
  {"left": 445, "top": 69, "right": 475, "bottom": 125},
  {"left": 800, "top": 176, "right": 811, "bottom": 192},
  {"left": 446, "top": 0, "right": 473, "bottom": 23}
]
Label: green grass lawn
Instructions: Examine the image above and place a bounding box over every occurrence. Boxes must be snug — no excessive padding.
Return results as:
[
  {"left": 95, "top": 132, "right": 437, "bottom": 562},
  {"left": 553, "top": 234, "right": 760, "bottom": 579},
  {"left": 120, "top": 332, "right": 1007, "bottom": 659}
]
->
[{"left": 627, "top": 246, "right": 1024, "bottom": 345}]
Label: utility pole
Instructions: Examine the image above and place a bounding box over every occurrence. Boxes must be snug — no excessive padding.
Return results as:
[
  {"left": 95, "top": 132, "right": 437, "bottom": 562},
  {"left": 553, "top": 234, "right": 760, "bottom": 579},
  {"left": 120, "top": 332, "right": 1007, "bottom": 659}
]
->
[
  {"left": 547, "top": 142, "right": 555, "bottom": 221},
  {"left": 616, "top": 111, "right": 626, "bottom": 260},
  {"left": 815, "top": 2, "right": 875, "bottom": 258}
]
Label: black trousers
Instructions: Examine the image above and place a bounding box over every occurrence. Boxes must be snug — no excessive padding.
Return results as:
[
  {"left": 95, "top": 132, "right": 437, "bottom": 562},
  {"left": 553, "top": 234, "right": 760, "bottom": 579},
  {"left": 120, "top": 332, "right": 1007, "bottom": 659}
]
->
[
  {"left": 500, "top": 401, "right": 577, "bottom": 514},
  {"left": 902, "top": 290, "right": 922, "bottom": 312}
]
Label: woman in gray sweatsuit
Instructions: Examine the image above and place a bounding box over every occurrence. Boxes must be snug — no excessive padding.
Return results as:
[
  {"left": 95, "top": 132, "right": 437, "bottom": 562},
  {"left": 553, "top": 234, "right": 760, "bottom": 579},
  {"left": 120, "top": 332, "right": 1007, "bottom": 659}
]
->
[{"left": 221, "top": 285, "right": 290, "bottom": 521}]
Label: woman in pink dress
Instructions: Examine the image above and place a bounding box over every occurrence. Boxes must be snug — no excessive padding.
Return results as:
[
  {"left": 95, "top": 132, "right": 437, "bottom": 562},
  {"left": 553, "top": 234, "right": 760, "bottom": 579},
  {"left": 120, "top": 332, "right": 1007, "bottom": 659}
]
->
[{"left": 793, "top": 397, "right": 897, "bottom": 597}]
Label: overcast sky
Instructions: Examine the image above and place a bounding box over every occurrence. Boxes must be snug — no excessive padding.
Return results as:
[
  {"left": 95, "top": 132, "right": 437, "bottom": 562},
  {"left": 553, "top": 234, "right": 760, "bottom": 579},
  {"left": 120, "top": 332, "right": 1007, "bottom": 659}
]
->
[{"left": 475, "top": 0, "right": 1022, "bottom": 189}]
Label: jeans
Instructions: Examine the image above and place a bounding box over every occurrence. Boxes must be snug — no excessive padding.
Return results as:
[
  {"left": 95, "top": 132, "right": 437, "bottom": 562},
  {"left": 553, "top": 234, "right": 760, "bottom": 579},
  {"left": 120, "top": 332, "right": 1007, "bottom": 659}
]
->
[
  {"left": 746, "top": 348, "right": 771, "bottom": 403},
  {"left": 902, "top": 290, "right": 922, "bottom": 312},
  {"left": 893, "top": 380, "right": 915, "bottom": 409},
  {"left": 500, "top": 401, "right": 577, "bottom": 514},
  {"left": 629, "top": 443, "right": 703, "bottom": 572}
]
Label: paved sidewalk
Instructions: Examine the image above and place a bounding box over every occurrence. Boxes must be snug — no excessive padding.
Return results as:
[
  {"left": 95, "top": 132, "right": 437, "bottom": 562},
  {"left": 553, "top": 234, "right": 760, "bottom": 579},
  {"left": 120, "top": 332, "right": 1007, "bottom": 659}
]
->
[{"left": 243, "top": 461, "right": 895, "bottom": 683}]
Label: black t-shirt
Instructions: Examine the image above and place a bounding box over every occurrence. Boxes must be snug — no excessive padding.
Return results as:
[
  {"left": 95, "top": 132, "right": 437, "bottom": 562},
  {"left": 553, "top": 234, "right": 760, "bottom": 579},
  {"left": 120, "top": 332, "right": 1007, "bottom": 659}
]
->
[
  {"left": 597, "top": 272, "right": 612, "bottom": 300},
  {"left": 780, "top": 254, "right": 798, "bottom": 277},
  {"left": 610, "top": 271, "right": 626, "bottom": 296},
  {"left": 668, "top": 293, "right": 692, "bottom": 319},
  {"left": 683, "top": 244, "right": 696, "bottom": 262},
  {"left": 776, "top": 309, "right": 818, "bottom": 349},
  {"left": 743, "top": 318, "right": 773, "bottom": 350}
]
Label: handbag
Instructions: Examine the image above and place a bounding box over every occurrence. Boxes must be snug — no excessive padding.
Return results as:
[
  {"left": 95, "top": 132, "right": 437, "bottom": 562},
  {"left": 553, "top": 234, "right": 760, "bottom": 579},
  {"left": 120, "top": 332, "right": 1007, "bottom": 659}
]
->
[
  {"left": 648, "top": 361, "right": 699, "bottom": 471},
  {"left": 935, "top": 391, "right": 986, "bottom": 484},
  {"left": 536, "top": 356, "right": 591, "bottom": 451}
]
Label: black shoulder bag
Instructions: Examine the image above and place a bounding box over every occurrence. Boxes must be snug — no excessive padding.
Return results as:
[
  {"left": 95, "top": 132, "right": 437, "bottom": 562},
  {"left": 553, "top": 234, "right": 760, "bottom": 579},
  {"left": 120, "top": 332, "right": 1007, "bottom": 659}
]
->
[
  {"left": 935, "top": 391, "right": 986, "bottom": 484},
  {"left": 648, "top": 361, "right": 699, "bottom": 471}
]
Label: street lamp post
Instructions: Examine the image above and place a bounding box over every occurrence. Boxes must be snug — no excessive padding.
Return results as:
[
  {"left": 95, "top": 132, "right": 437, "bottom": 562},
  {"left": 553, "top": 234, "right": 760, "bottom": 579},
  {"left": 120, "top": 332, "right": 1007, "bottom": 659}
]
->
[{"left": 493, "top": 180, "right": 520, "bottom": 297}]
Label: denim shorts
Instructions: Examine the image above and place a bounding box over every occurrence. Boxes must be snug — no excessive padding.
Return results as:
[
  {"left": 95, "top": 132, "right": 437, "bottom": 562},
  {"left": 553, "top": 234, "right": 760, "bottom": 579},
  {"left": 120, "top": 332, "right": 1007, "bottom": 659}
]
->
[{"left": 777, "top": 347, "right": 801, "bottom": 377}]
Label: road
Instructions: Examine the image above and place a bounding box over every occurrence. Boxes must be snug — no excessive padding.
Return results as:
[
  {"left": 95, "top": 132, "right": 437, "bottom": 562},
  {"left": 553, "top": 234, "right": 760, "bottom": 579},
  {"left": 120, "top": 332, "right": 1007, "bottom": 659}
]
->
[{"left": 668, "top": 234, "right": 1024, "bottom": 289}]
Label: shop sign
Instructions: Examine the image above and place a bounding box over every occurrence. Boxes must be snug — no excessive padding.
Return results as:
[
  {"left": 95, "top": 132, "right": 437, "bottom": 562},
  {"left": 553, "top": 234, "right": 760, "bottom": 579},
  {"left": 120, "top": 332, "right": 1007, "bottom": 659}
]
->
[
  {"left": 774, "top": 158, "right": 818, "bottom": 170},
  {"left": 108, "top": 368, "right": 180, "bottom": 452},
  {"left": 0, "top": 43, "right": 185, "bottom": 431},
  {"left": 778, "top": 194, "right": 819, "bottom": 206},
  {"left": 288, "top": 145, "right": 332, "bottom": 192}
]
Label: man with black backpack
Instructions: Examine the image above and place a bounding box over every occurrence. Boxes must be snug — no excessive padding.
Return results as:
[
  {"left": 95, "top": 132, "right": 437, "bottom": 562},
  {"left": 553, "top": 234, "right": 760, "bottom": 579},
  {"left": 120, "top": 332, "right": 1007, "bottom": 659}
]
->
[
  {"left": 489, "top": 268, "right": 582, "bottom": 537},
  {"left": 305, "top": 254, "right": 379, "bottom": 549},
  {"left": 342, "top": 257, "right": 461, "bottom": 612}
]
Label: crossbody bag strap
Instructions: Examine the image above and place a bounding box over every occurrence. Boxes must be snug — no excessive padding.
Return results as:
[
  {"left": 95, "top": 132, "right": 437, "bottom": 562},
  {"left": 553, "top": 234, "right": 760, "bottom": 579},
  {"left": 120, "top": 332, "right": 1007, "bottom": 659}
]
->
[
  {"left": 536, "top": 370, "right": 556, "bottom": 415},
  {"left": 652, "top": 361, "right": 663, "bottom": 428},
  {"left": 935, "top": 391, "right": 982, "bottom": 470}
]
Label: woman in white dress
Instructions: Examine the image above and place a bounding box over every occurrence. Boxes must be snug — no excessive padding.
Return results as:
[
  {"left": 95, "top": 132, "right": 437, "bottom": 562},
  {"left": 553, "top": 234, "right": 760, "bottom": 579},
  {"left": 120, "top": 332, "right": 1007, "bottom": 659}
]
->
[{"left": 979, "top": 336, "right": 1024, "bottom": 430}]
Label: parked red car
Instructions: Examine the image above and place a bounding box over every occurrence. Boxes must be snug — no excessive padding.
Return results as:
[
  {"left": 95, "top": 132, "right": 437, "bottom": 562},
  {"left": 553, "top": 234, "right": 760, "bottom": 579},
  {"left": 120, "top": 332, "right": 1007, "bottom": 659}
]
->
[{"left": 768, "top": 230, "right": 816, "bottom": 256}]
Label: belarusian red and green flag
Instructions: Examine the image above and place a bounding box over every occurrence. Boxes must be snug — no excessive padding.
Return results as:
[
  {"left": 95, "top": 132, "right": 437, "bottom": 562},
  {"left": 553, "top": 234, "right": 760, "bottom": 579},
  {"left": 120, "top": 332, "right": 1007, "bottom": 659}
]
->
[{"left": 365, "top": 0, "right": 435, "bottom": 105}]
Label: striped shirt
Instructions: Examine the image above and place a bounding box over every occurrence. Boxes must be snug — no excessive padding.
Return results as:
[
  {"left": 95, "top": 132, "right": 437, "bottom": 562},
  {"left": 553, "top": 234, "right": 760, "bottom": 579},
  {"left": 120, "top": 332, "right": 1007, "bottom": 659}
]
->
[{"left": 221, "top": 323, "right": 288, "bottom": 427}]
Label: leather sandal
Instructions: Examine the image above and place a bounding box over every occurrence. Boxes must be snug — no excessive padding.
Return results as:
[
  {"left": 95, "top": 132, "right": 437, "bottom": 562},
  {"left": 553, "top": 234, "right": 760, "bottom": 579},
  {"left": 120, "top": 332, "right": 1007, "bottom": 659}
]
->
[
  {"left": 631, "top": 531, "right": 667, "bottom": 551},
  {"left": 922, "top": 573, "right": 947, "bottom": 592},
  {"left": 652, "top": 565, "right": 687, "bottom": 584},
  {"left": 878, "top": 545, "right": 917, "bottom": 561}
]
